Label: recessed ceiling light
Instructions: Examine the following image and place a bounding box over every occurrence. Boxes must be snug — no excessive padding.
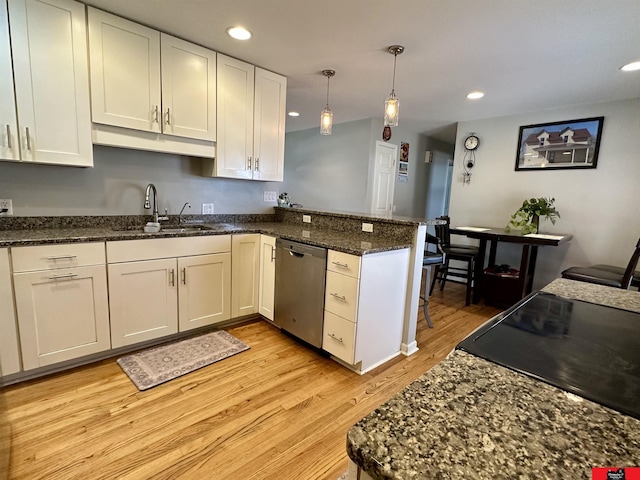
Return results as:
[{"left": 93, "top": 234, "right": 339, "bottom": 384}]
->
[
  {"left": 288, "top": 111, "right": 300, "bottom": 117},
  {"left": 226, "top": 26, "right": 252, "bottom": 41},
  {"left": 620, "top": 61, "right": 640, "bottom": 72},
  {"left": 466, "top": 91, "right": 485, "bottom": 100}
]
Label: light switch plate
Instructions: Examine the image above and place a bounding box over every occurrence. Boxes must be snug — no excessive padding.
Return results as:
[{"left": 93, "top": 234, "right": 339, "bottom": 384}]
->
[
  {"left": 263, "top": 191, "right": 277, "bottom": 202},
  {"left": 362, "top": 222, "right": 374, "bottom": 233},
  {"left": 0, "top": 199, "right": 12, "bottom": 215},
  {"left": 302, "top": 215, "right": 311, "bottom": 223},
  {"left": 202, "top": 203, "right": 214, "bottom": 215}
]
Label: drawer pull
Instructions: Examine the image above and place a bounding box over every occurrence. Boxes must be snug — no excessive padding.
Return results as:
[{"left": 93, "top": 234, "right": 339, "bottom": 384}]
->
[
  {"left": 6, "top": 125, "right": 11, "bottom": 149},
  {"left": 181, "top": 267, "right": 186, "bottom": 285},
  {"left": 271, "top": 246, "right": 276, "bottom": 262},
  {"left": 330, "top": 292, "right": 346, "bottom": 301},
  {"left": 48, "top": 273, "right": 78, "bottom": 281},
  {"left": 331, "top": 261, "right": 349, "bottom": 268},
  {"left": 169, "top": 269, "right": 175, "bottom": 287},
  {"left": 328, "top": 333, "right": 344, "bottom": 343},
  {"left": 46, "top": 255, "right": 77, "bottom": 261}
]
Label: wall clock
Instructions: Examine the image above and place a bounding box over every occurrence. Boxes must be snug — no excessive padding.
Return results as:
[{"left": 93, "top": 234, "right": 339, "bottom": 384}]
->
[{"left": 463, "top": 133, "right": 479, "bottom": 184}]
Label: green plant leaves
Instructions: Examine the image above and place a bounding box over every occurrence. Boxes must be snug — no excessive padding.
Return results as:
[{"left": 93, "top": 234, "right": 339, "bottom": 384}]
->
[{"left": 505, "top": 196, "right": 560, "bottom": 232}]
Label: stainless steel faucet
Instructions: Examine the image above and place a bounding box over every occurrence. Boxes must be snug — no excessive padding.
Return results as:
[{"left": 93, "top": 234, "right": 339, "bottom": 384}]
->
[
  {"left": 144, "top": 183, "right": 168, "bottom": 223},
  {"left": 179, "top": 202, "right": 191, "bottom": 225}
]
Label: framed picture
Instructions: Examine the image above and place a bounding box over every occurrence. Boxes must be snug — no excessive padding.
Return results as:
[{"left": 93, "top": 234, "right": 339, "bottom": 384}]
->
[{"left": 514, "top": 116, "right": 604, "bottom": 171}]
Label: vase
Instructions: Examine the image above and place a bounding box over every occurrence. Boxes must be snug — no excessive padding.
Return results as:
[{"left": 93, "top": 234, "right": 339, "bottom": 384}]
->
[{"left": 531, "top": 215, "right": 540, "bottom": 233}]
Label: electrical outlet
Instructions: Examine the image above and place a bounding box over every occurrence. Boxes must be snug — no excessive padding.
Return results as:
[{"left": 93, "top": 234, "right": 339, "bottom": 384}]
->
[
  {"left": 0, "top": 199, "right": 12, "bottom": 216},
  {"left": 202, "top": 203, "right": 214, "bottom": 215},
  {"left": 362, "top": 222, "right": 374, "bottom": 233},
  {"left": 263, "top": 191, "right": 277, "bottom": 202},
  {"left": 302, "top": 215, "right": 311, "bottom": 223}
]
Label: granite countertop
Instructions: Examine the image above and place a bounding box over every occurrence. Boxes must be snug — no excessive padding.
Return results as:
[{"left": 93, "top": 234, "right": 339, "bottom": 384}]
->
[
  {"left": 347, "top": 279, "right": 640, "bottom": 479},
  {"left": 0, "top": 221, "right": 413, "bottom": 256}
]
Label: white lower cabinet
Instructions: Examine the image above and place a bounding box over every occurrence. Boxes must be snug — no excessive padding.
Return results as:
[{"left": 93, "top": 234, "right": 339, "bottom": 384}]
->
[
  {"left": 258, "top": 235, "right": 276, "bottom": 321},
  {"left": 231, "top": 234, "right": 260, "bottom": 318},
  {"left": 107, "top": 236, "right": 231, "bottom": 347},
  {"left": 0, "top": 248, "right": 21, "bottom": 376},
  {"left": 11, "top": 243, "right": 110, "bottom": 370},
  {"left": 322, "top": 248, "right": 410, "bottom": 374}
]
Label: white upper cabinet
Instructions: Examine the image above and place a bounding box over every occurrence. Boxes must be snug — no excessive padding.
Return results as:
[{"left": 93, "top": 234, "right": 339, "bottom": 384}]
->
[
  {"left": 213, "top": 54, "right": 286, "bottom": 181},
  {"left": 4, "top": 0, "right": 92, "bottom": 167},
  {"left": 0, "top": 1, "right": 18, "bottom": 162},
  {"left": 88, "top": 8, "right": 216, "bottom": 143}
]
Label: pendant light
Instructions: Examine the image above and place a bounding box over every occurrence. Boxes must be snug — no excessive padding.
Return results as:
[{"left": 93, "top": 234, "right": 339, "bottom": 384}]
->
[
  {"left": 320, "top": 69, "right": 335, "bottom": 135},
  {"left": 384, "top": 45, "right": 404, "bottom": 127}
]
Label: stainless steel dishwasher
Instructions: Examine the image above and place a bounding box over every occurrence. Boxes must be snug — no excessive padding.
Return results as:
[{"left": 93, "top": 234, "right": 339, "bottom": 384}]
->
[{"left": 274, "top": 238, "right": 327, "bottom": 348}]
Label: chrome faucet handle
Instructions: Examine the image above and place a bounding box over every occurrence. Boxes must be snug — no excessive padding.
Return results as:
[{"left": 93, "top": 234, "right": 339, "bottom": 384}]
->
[{"left": 157, "top": 208, "right": 169, "bottom": 222}]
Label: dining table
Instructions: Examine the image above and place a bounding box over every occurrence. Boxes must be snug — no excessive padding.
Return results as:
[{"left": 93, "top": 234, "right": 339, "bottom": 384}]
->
[{"left": 450, "top": 226, "right": 572, "bottom": 307}]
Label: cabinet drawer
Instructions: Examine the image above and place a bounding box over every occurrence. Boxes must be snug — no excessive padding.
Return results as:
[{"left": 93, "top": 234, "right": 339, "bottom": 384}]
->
[
  {"left": 11, "top": 242, "right": 105, "bottom": 272},
  {"left": 323, "top": 311, "right": 356, "bottom": 364},
  {"left": 107, "top": 235, "right": 231, "bottom": 263},
  {"left": 327, "top": 250, "right": 361, "bottom": 278},
  {"left": 325, "top": 271, "right": 359, "bottom": 321}
]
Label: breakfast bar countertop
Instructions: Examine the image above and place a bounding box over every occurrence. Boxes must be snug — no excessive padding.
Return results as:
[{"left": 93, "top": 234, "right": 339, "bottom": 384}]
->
[{"left": 346, "top": 279, "right": 640, "bottom": 479}]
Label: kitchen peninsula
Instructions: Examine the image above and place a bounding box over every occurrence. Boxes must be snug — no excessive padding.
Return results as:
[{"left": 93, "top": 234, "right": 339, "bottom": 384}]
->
[
  {"left": 0, "top": 207, "right": 433, "bottom": 383},
  {"left": 346, "top": 278, "right": 640, "bottom": 479}
]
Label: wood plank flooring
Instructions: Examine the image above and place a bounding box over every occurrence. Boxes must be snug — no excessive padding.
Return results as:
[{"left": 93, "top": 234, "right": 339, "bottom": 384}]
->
[{"left": 1, "top": 282, "right": 500, "bottom": 480}]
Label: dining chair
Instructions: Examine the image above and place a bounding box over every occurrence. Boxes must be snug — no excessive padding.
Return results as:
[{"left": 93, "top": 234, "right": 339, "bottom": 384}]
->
[
  {"left": 431, "top": 216, "right": 480, "bottom": 306},
  {"left": 419, "top": 233, "right": 445, "bottom": 328},
  {"left": 561, "top": 238, "right": 640, "bottom": 289}
]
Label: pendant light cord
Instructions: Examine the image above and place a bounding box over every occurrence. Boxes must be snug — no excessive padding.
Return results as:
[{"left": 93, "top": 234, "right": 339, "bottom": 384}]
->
[
  {"left": 326, "top": 75, "right": 330, "bottom": 108},
  {"left": 391, "top": 52, "right": 397, "bottom": 94}
]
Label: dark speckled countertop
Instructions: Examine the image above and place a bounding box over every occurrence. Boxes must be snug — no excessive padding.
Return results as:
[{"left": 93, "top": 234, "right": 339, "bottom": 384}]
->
[
  {"left": 347, "top": 279, "right": 640, "bottom": 479},
  {"left": 0, "top": 222, "right": 413, "bottom": 256}
]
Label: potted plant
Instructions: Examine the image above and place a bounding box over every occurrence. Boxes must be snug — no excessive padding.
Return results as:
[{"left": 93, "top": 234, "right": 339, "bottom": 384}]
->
[{"left": 506, "top": 197, "right": 560, "bottom": 234}]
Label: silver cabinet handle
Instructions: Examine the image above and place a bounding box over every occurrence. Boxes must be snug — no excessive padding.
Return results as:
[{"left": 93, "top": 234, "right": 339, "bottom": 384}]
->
[
  {"left": 255, "top": 157, "right": 259, "bottom": 171},
  {"left": 169, "top": 269, "right": 175, "bottom": 287},
  {"left": 24, "top": 127, "right": 31, "bottom": 151},
  {"left": 247, "top": 156, "right": 252, "bottom": 171},
  {"left": 270, "top": 246, "right": 276, "bottom": 262},
  {"left": 48, "top": 273, "right": 78, "bottom": 281},
  {"left": 331, "top": 261, "right": 349, "bottom": 268},
  {"left": 165, "top": 108, "right": 171, "bottom": 125},
  {"left": 46, "top": 255, "right": 77, "bottom": 261},
  {"left": 330, "top": 292, "right": 346, "bottom": 301},
  {"left": 153, "top": 105, "right": 159, "bottom": 123},
  {"left": 181, "top": 267, "right": 186, "bottom": 285},
  {"left": 328, "top": 333, "right": 344, "bottom": 343},
  {"left": 6, "top": 125, "right": 11, "bottom": 149}
]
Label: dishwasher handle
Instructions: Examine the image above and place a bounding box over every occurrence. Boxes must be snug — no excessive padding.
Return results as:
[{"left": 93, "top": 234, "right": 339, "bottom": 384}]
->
[{"left": 289, "top": 250, "right": 305, "bottom": 258}]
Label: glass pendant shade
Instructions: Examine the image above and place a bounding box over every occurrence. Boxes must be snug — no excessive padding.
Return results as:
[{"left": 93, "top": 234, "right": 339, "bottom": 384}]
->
[
  {"left": 384, "top": 92, "right": 399, "bottom": 127},
  {"left": 320, "top": 107, "right": 333, "bottom": 135}
]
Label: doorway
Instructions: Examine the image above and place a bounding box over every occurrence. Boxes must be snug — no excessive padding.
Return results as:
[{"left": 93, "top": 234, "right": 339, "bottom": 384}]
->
[{"left": 370, "top": 141, "right": 398, "bottom": 215}]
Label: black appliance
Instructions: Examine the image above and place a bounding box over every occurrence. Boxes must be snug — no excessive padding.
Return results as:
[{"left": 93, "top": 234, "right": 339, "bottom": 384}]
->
[{"left": 457, "top": 291, "right": 640, "bottom": 420}]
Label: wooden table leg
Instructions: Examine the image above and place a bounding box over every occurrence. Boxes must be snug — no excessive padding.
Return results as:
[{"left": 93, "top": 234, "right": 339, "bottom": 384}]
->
[
  {"left": 472, "top": 238, "right": 487, "bottom": 304},
  {"left": 526, "top": 246, "right": 539, "bottom": 294},
  {"left": 517, "top": 244, "right": 532, "bottom": 298}
]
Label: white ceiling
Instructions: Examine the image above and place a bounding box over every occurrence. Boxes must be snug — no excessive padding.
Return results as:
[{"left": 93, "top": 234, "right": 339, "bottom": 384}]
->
[{"left": 82, "top": 0, "right": 640, "bottom": 143}]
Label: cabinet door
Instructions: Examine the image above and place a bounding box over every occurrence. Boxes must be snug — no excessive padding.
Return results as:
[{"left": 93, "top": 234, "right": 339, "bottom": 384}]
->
[
  {"left": 216, "top": 54, "right": 254, "bottom": 179},
  {"left": 258, "top": 235, "right": 276, "bottom": 321},
  {"left": 0, "top": 249, "right": 21, "bottom": 375},
  {"left": 253, "top": 68, "right": 286, "bottom": 181},
  {"left": 13, "top": 265, "right": 110, "bottom": 370},
  {"left": 160, "top": 33, "right": 216, "bottom": 141},
  {"left": 88, "top": 7, "right": 161, "bottom": 133},
  {"left": 108, "top": 259, "right": 178, "bottom": 348},
  {"left": 9, "top": 0, "right": 92, "bottom": 166},
  {"left": 231, "top": 234, "right": 260, "bottom": 318},
  {"left": 178, "top": 253, "right": 231, "bottom": 331},
  {"left": 0, "top": 2, "right": 19, "bottom": 162}
]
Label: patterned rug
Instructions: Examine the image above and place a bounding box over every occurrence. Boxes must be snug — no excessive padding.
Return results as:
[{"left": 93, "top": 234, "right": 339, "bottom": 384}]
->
[{"left": 117, "top": 330, "right": 250, "bottom": 390}]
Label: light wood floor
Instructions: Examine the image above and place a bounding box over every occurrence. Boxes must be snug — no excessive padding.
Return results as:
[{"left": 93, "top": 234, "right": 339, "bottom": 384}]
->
[{"left": 1, "top": 282, "right": 500, "bottom": 480}]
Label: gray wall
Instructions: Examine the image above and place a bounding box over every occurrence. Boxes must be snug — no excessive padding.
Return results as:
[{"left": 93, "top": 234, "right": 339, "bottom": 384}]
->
[{"left": 0, "top": 146, "right": 282, "bottom": 216}]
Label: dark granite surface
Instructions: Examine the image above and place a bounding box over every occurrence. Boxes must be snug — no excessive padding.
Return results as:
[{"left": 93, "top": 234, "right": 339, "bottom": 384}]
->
[
  {"left": 0, "top": 219, "right": 414, "bottom": 255},
  {"left": 347, "top": 279, "right": 640, "bottom": 479}
]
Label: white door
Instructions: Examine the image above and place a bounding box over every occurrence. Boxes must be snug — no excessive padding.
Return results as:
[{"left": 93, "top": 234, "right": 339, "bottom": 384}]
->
[
  {"left": 108, "top": 259, "right": 178, "bottom": 348},
  {"left": 9, "top": 0, "right": 93, "bottom": 166},
  {"left": 13, "top": 265, "right": 111, "bottom": 370},
  {"left": 258, "top": 235, "right": 276, "bottom": 321},
  {"left": 0, "top": 2, "right": 19, "bottom": 162},
  {"left": 216, "top": 54, "right": 254, "bottom": 179},
  {"left": 160, "top": 33, "right": 216, "bottom": 141},
  {"left": 178, "top": 253, "right": 231, "bottom": 331},
  {"left": 253, "top": 68, "right": 286, "bottom": 181},
  {"left": 88, "top": 7, "right": 161, "bottom": 133},
  {"left": 370, "top": 141, "right": 398, "bottom": 215},
  {"left": 231, "top": 234, "right": 260, "bottom": 318}
]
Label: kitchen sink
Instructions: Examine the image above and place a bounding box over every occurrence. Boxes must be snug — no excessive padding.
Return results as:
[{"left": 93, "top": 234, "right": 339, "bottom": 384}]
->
[{"left": 112, "top": 224, "right": 227, "bottom": 234}]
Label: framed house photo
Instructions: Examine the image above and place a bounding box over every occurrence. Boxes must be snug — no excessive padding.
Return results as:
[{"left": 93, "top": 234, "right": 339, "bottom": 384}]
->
[{"left": 515, "top": 116, "right": 604, "bottom": 171}]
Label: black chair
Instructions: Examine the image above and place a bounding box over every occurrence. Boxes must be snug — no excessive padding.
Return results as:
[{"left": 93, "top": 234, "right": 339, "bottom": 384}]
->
[
  {"left": 419, "top": 233, "right": 445, "bottom": 328},
  {"left": 561, "top": 238, "right": 640, "bottom": 289},
  {"left": 431, "top": 216, "right": 480, "bottom": 306}
]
